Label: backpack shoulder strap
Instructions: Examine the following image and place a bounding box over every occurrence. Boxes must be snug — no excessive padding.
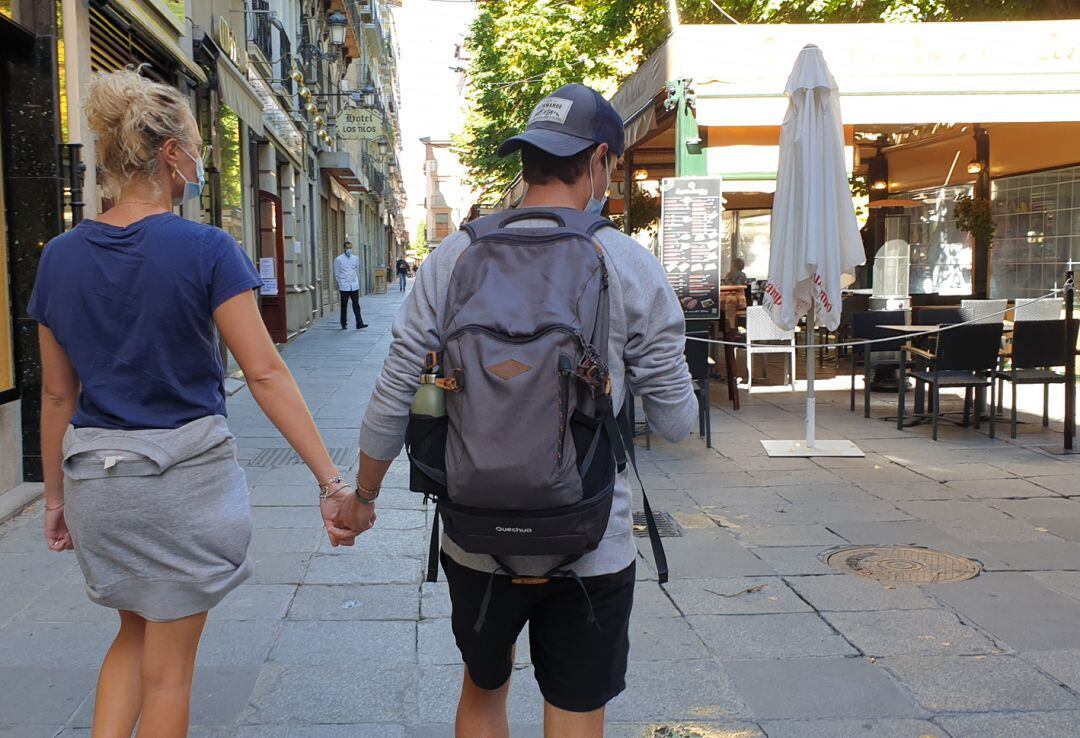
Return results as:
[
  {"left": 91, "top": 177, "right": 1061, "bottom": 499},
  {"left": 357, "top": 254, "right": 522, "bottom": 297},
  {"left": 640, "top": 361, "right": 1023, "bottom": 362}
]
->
[{"left": 460, "top": 208, "right": 615, "bottom": 241}]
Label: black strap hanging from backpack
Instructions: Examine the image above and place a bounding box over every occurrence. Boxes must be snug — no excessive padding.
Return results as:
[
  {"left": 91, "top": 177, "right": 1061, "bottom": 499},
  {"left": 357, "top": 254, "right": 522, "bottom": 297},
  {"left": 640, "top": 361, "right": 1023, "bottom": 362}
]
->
[{"left": 613, "top": 399, "right": 669, "bottom": 585}]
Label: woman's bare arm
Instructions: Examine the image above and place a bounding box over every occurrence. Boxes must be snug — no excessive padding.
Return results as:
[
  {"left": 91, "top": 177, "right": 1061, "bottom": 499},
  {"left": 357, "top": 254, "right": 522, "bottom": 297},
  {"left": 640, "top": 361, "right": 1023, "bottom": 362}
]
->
[
  {"left": 213, "top": 291, "right": 359, "bottom": 544},
  {"left": 39, "top": 326, "right": 79, "bottom": 509}
]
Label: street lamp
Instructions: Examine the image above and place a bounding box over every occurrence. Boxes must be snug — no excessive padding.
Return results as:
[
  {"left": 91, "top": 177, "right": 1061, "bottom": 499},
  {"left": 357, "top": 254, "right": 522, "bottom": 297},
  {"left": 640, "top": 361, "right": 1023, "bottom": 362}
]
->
[
  {"left": 328, "top": 11, "right": 347, "bottom": 47},
  {"left": 376, "top": 137, "right": 389, "bottom": 157},
  {"left": 360, "top": 85, "right": 377, "bottom": 108}
]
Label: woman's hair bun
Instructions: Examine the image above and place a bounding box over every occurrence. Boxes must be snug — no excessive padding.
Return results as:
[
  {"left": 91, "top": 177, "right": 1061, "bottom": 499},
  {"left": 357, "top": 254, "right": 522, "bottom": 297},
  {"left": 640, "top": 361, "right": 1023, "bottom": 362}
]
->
[{"left": 85, "top": 66, "right": 196, "bottom": 195}]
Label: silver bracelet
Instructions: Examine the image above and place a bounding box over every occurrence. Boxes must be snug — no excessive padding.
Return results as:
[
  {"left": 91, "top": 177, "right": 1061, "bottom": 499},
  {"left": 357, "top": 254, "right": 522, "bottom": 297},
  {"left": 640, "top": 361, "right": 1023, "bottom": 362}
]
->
[{"left": 318, "top": 476, "right": 349, "bottom": 500}]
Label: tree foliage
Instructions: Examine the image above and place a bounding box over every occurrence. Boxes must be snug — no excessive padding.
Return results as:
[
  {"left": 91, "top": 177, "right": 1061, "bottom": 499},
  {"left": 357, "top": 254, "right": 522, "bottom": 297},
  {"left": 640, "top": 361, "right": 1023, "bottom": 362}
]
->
[{"left": 457, "top": 0, "right": 1075, "bottom": 194}]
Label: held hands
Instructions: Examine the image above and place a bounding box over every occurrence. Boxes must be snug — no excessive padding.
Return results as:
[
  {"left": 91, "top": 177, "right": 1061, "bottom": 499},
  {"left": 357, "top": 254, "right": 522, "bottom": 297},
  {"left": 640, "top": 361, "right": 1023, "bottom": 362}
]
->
[
  {"left": 334, "top": 493, "right": 377, "bottom": 540},
  {"left": 320, "top": 487, "right": 363, "bottom": 547},
  {"left": 319, "top": 486, "right": 377, "bottom": 547}
]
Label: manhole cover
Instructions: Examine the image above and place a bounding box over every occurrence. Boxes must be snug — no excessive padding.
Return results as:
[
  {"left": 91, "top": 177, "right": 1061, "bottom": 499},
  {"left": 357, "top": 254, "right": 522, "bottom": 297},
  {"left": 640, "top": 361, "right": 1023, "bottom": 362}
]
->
[
  {"left": 249, "top": 447, "right": 356, "bottom": 468},
  {"left": 825, "top": 545, "right": 980, "bottom": 584},
  {"left": 632, "top": 510, "right": 682, "bottom": 538}
]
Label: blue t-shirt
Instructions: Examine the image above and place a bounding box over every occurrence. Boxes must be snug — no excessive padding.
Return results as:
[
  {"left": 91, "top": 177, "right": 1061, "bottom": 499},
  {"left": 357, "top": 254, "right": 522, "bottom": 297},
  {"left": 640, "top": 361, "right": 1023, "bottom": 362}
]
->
[{"left": 28, "top": 212, "right": 262, "bottom": 430}]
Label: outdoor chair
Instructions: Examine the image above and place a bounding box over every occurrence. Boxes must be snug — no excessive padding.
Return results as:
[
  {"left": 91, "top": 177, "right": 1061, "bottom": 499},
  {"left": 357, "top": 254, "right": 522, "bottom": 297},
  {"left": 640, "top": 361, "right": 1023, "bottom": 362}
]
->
[
  {"left": 897, "top": 322, "right": 1004, "bottom": 441},
  {"left": 685, "top": 330, "right": 713, "bottom": 448},
  {"left": 836, "top": 292, "right": 871, "bottom": 359},
  {"left": 961, "top": 299, "right": 1008, "bottom": 325},
  {"left": 849, "top": 310, "right": 906, "bottom": 418},
  {"left": 1013, "top": 296, "right": 1062, "bottom": 321},
  {"left": 911, "top": 305, "right": 963, "bottom": 326},
  {"left": 993, "top": 319, "right": 1076, "bottom": 439},
  {"left": 740, "top": 305, "right": 796, "bottom": 391}
]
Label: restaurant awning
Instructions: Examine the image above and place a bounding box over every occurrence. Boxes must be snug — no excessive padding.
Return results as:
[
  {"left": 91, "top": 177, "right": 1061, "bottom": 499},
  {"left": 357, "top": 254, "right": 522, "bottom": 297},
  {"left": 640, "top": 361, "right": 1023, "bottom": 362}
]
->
[
  {"left": 217, "top": 59, "right": 264, "bottom": 137},
  {"left": 610, "top": 20, "right": 1080, "bottom": 152}
]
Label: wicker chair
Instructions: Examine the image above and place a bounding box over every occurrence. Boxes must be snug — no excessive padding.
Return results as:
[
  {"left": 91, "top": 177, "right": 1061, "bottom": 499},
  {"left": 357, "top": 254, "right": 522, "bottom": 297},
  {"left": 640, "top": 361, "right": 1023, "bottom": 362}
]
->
[
  {"left": 1014, "top": 297, "right": 1063, "bottom": 321},
  {"left": 961, "top": 299, "right": 1008, "bottom": 325},
  {"left": 740, "top": 306, "right": 797, "bottom": 391}
]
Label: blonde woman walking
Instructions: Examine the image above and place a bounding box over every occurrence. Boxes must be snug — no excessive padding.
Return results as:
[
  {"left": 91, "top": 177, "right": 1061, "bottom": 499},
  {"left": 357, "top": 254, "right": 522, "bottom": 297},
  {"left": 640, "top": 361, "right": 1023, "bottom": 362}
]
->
[{"left": 28, "top": 69, "right": 376, "bottom": 737}]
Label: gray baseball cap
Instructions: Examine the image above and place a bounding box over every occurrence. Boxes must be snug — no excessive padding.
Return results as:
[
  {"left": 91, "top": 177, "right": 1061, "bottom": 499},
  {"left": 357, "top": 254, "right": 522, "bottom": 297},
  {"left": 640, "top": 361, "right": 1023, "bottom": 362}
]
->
[{"left": 497, "top": 83, "right": 625, "bottom": 159}]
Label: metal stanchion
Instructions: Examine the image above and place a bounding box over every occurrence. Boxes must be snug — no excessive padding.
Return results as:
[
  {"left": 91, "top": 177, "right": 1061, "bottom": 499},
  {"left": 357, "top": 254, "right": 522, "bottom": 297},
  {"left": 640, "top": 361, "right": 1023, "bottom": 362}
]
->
[{"left": 1066, "top": 270, "right": 1076, "bottom": 452}]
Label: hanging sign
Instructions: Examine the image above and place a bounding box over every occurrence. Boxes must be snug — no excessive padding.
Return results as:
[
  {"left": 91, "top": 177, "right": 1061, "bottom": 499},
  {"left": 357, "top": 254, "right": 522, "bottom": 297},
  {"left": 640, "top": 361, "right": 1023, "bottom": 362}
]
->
[
  {"left": 336, "top": 107, "right": 386, "bottom": 140},
  {"left": 659, "top": 177, "right": 725, "bottom": 319}
]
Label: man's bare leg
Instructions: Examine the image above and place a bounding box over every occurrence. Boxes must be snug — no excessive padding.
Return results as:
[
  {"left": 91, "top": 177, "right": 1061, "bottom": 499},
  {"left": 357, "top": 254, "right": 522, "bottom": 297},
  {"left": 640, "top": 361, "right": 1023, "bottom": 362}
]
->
[{"left": 544, "top": 701, "right": 605, "bottom": 738}]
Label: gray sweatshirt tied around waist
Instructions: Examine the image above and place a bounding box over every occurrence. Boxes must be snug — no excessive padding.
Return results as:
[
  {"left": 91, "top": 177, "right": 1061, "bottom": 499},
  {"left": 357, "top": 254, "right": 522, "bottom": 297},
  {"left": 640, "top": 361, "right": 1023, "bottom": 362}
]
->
[{"left": 62, "top": 415, "right": 252, "bottom": 621}]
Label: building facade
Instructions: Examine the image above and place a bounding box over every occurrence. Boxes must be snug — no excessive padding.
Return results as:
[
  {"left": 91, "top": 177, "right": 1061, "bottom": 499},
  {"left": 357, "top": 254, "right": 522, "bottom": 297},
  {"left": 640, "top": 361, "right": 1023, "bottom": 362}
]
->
[{"left": 0, "top": 0, "right": 405, "bottom": 495}]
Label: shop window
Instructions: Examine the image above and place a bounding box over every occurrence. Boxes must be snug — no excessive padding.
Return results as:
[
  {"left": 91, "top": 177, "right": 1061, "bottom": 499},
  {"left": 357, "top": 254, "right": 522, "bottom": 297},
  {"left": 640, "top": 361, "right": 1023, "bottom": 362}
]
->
[
  {"left": 219, "top": 105, "right": 244, "bottom": 247},
  {"left": 903, "top": 185, "right": 973, "bottom": 296},
  {"left": 990, "top": 166, "right": 1080, "bottom": 299}
]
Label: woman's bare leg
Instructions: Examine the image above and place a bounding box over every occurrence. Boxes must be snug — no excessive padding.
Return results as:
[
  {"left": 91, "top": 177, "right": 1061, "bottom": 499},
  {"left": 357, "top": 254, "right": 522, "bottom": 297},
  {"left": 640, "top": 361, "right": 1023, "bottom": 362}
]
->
[
  {"left": 133, "top": 611, "right": 207, "bottom": 738},
  {"left": 91, "top": 610, "right": 146, "bottom": 738}
]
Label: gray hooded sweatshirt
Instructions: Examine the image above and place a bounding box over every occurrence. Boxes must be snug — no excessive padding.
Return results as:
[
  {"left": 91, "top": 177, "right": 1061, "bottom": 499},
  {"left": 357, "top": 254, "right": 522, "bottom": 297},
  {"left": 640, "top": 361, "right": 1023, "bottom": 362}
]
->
[{"left": 360, "top": 219, "right": 697, "bottom": 577}]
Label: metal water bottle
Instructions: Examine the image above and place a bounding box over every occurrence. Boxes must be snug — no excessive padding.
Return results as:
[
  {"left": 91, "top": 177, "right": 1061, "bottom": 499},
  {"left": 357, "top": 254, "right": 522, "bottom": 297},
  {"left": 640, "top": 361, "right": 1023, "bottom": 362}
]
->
[
  {"left": 411, "top": 352, "right": 445, "bottom": 417},
  {"left": 412, "top": 374, "right": 445, "bottom": 417}
]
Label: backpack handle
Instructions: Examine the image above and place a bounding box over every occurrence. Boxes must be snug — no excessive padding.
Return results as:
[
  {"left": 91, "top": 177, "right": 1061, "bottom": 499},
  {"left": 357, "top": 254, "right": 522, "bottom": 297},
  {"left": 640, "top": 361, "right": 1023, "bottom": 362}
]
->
[
  {"left": 496, "top": 209, "right": 567, "bottom": 229},
  {"left": 461, "top": 207, "right": 613, "bottom": 242}
]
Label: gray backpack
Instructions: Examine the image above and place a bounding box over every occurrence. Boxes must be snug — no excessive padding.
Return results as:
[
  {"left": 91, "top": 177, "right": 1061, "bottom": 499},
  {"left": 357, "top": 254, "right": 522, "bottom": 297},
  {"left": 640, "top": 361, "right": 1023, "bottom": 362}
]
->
[{"left": 406, "top": 207, "right": 668, "bottom": 586}]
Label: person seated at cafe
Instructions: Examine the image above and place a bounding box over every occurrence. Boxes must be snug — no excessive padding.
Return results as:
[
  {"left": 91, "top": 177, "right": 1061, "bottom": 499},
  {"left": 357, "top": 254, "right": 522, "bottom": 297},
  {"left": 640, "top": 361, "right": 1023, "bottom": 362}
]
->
[{"left": 723, "top": 258, "right": 748, "bottom": 285}]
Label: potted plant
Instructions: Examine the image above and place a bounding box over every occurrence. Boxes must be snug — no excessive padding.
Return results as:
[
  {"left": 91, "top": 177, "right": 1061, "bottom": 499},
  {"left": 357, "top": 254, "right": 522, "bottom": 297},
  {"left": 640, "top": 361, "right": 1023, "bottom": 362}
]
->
[{"left": 954, "top": 194, "right": 996, "bottom": 244}]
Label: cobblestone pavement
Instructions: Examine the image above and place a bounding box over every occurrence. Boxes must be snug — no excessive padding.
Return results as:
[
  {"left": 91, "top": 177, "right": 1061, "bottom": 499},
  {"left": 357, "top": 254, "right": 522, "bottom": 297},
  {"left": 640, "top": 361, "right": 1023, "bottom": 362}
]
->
[{"left": 5, "top": 284, "right": 1080, "bottom": 737}]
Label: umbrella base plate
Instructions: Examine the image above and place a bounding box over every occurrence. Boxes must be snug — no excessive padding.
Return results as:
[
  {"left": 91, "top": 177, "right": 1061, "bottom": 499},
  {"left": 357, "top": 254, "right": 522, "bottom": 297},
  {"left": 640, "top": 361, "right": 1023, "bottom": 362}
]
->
[{"left": 761, "top": 439, "right": 864, "bottom": 457}]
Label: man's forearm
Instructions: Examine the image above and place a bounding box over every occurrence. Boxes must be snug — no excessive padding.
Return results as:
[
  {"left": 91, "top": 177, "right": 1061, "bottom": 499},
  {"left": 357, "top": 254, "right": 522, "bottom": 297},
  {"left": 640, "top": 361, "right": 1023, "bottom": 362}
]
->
[{"left": 357, "top": 451, "right": 392, "bottom": 492}]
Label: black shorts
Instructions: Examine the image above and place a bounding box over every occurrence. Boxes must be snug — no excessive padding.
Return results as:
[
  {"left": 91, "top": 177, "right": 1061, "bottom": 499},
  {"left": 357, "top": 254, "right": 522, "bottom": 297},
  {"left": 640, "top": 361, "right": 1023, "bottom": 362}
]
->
[{"left": 441, "top": 552, "right": 635, "bottom": 713}]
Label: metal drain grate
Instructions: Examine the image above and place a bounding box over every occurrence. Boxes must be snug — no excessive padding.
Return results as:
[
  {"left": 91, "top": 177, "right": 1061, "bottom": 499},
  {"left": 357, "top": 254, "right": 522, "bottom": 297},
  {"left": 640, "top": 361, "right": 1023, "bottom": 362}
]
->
[
  {"left": 825, "top": 545, "right": 980, "bottom": 584},
  {"left": 632, "top": 510, "right": 682, "bottom": 538},
  {"left": 248, "top": 447, "right": 356, "bottom": 468}
]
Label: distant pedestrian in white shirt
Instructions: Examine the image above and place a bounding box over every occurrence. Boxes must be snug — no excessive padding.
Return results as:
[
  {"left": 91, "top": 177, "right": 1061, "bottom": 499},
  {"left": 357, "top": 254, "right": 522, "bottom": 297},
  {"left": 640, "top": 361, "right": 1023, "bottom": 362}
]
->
[{"left": 334, "top": 242, "right": 366, "bottom": 330}]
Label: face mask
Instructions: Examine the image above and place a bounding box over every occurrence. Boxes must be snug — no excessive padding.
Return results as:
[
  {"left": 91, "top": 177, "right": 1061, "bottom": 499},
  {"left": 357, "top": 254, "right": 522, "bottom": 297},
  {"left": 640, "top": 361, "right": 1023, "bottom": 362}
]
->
[
  {"left": 176, "top": 147, "right": 205, "bottom": 203},
  {"left": 586, "top": 153, "right": 611, "bottom": 215},
  {"left": 345, "top": 248, "right": 353, "bottom": 257}
]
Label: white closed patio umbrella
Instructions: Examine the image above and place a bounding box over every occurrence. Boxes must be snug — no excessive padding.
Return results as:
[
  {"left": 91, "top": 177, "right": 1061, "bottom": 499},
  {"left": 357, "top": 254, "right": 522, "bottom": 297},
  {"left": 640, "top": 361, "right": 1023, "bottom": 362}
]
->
[{"left": 761, "top": 44, "right": 866, "bottom": 457}]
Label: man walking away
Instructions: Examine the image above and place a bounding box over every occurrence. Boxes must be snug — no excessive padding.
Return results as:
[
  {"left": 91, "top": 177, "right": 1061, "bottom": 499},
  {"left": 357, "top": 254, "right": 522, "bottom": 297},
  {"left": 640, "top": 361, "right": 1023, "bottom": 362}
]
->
[
  {"left": 396, "top": 256, "right": 409, "bottom": 292},
  {"left": 334, "top": 241, "right": 367, "bottom": 330},
  {"left": 340, "top": 83, "right": 696, "bottom": 737}
]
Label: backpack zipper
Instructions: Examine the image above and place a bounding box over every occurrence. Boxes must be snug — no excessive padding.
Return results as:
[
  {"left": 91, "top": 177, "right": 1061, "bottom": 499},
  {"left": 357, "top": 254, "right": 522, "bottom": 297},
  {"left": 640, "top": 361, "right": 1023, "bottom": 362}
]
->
[
  {"left": 557, "top": 355, "right": 573, "bottom": 466},
  {"left": 444, "top": 323, "right": 586, "bottom": 347}
]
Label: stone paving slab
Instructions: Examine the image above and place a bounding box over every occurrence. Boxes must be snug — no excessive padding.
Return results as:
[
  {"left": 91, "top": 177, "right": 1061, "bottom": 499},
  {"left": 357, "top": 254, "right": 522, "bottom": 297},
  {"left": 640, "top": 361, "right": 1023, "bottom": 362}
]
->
[
  {"left": 930, "top": 573, "right": 1080, "bottom": 652},
  {"left": 821, "top": 609, "right": 998, "bottom": 657},
  {"left": 784, "top": 575, "right": 938, "bottom": 612},
  {"left": 758, "top": 718, "right": 948, "bottom": 738},
  {"left": 880, "top": 654, "right": 1080, "bottom": 712},
  {"left": 662, "top": 577, "right": 811, "bottom": 616},
  {"left": 723, "top": 657, "right": 925, "bottom": 720},
  {"left": 936, "top": 711, "right": 1080, "bottom": 738},
  {"left": 688, "top": 613, "right": 858, "bottom": 659}
]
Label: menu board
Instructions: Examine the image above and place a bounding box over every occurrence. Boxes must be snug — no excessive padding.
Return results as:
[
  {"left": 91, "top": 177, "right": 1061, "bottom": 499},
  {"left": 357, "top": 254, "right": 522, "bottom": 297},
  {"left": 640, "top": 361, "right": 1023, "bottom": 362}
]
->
[{"left": 660, "top": 177, "right": 724, "bottom": 319}]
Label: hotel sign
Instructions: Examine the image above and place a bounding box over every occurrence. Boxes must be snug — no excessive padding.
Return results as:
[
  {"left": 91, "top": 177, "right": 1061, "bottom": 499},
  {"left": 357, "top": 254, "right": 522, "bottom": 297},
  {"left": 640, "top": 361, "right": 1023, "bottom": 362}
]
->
[
  {"left": 214, "top": 17, "right": 249, "bottom": 74},
  {"left": 336, "top": 108, "right": 386, "bottom": 141}
]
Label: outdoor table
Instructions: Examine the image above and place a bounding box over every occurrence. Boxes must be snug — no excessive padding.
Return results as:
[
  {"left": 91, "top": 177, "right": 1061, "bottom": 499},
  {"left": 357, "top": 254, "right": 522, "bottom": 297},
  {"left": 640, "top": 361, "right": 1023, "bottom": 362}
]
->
[
  {"left": 888, "top": 324, "right": 1001, "bottom": 427},
  {"left": 883, "top": 325, "right": 941, "bottom": 422}
]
